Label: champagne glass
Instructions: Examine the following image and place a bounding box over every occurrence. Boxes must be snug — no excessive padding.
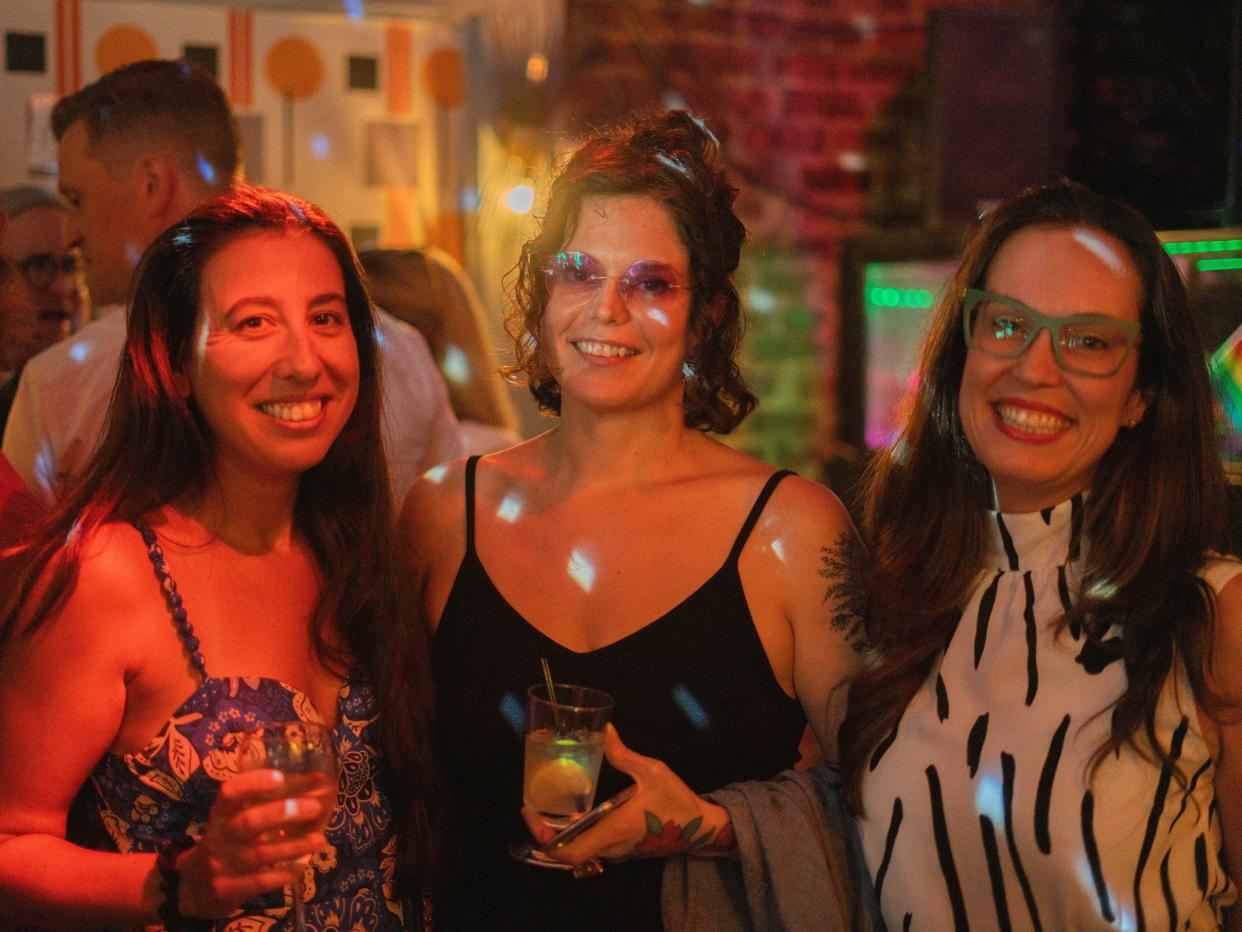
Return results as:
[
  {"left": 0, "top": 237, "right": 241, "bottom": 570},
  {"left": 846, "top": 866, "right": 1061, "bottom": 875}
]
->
[{"left": 238, "top": 721, "right": 337, "bottom": 931}]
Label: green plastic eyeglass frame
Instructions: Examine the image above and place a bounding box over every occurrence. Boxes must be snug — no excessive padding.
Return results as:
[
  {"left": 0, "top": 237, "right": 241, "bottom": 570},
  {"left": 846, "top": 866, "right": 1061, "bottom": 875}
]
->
[{"left": 962, "top": 287, "right": 1141, "bottom": 378}]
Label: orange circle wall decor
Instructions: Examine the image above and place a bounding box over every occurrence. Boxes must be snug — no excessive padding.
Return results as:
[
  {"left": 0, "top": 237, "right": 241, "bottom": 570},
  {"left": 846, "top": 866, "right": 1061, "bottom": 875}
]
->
[
  {"left": 265, "top": 35, "right": 324, "bottom": 100},
  {"left": 95, "top": 24, "right": 158, "bottom": 76}
]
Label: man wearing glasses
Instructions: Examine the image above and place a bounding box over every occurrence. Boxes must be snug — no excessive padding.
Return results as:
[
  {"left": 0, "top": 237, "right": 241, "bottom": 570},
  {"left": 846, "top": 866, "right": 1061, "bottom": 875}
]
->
[{"left": 0, "top": 187, "right": 85, "bottom": 435}]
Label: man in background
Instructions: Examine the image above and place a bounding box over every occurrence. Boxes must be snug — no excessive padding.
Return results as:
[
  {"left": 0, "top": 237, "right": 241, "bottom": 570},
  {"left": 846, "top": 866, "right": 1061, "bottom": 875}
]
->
[
  {"left": 3, "top": 59, "right": 461, "bottom": 506},
  {"left": 0, "top": 186, "right": 85, "bottom": 435},
  {"left": 0, "top": 202, "right": 47, "bottom": 543}
]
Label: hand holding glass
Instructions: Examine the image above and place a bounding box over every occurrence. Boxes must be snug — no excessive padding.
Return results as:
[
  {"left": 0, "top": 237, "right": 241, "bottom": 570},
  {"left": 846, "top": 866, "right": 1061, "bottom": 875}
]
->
[
  {"left": 516, "top": 683, "right": 613, "bottom": 871},
  {"left": 238, "top": 721, "right": 337, "bottom": 931}
]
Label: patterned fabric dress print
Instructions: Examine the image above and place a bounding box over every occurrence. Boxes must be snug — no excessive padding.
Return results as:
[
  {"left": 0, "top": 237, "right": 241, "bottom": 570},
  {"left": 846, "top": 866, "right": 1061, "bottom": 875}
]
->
[
  {"left": 63, "top": 521, "right": 405, "bottom": 930},
  {"left": 858, "top": 496, "right": 1239, "bottom": 931},
  {"left": 69, "top": 677, "right": 404, "bottom": 930}
]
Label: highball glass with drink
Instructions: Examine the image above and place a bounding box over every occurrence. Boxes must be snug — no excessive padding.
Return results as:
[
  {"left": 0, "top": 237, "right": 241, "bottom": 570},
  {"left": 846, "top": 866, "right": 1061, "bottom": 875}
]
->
[{"left": 522, "top": 683, "right": 613, "bottom": 832}]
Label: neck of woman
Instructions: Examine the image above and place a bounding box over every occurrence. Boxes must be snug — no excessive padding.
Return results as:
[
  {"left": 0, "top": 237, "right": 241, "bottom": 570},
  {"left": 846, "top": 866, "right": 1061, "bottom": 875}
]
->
[
  {"left": 542, "top": 400, "right": 707, "bottom": 490},
  {"left": 175, "top": 461, "right": 301, "bottom": 555}
]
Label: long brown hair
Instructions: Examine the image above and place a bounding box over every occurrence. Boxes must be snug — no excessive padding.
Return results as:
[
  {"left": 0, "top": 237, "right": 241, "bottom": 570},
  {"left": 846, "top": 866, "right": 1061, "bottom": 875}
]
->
[
  {"left": 840, "top": 180, "right": 1229, "bottom": 813},
  {"left": 505, "top": 109, "right": 756, "bottom": 434},
  {"left": 0, "top": 185, "right": 444, "bottom": 892}
]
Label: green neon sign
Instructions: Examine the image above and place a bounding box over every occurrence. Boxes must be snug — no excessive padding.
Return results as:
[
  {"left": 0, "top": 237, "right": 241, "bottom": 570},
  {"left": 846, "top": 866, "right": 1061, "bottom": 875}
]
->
[
  {"left": 1198, "top": 258, "right": 1242, "bottom": 272},
  {"left": 1163, "top": 238, "right": 1242, "bottom": 256},
  {"left": 867, "top": 286, "right": 935, "bottom": 309}
]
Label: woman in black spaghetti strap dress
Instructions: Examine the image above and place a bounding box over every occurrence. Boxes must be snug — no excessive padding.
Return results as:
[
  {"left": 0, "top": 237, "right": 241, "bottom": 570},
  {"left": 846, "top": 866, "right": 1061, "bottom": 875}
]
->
[{"left": 399, "top": 111, "right": 866, "bottom": 930}]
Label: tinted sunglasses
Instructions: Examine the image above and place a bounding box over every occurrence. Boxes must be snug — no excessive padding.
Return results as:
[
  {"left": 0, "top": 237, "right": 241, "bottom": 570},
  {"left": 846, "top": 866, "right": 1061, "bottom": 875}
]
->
[{"left": 543, "top": 251, "right": 691, "bottom": 309}]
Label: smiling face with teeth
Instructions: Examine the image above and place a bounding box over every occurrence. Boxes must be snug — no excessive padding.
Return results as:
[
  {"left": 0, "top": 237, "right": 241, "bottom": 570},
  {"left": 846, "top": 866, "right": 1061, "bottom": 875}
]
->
[
  {"left": 542, "top": 195, "right": 693, "bottom": 417},
  {"left": 958, "top": 225, "right": 1147, "bottom": 513},
  {"left": 187, "top": 229, "right": 360, "bottom": 486}
]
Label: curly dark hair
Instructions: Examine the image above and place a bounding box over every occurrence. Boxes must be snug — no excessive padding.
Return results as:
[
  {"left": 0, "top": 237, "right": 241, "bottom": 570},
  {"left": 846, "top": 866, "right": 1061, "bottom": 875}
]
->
[{"left": 505, "top": 110, "right": 756, "bottom": 434}]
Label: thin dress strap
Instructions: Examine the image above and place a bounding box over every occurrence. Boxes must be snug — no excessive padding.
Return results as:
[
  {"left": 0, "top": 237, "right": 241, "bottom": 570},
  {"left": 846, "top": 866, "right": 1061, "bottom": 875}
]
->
[
  {"left": 727, "top": 469, "right": 795, "bottom": 564},
  {"left": 463, "top": 454, "right": 482, "bottom": 553},
  {"left": 131, "top": 519, "right": 209, "bottom": 683}
]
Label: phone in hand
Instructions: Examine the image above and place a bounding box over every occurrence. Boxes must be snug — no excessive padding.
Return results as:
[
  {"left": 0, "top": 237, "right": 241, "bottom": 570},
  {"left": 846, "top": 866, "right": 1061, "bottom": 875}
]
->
[{"left": 544, "top": 783, "right": 637, "bottom": 849}]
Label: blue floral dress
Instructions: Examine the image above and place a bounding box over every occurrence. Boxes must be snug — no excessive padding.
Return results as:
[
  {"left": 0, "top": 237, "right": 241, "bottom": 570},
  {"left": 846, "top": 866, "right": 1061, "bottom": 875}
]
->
[{"left": 65, "top": 521, "right": 407, "bottom": 930}]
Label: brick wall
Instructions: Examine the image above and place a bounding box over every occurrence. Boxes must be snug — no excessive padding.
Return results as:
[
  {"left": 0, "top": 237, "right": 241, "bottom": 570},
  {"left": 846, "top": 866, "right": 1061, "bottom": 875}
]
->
[{"left": 552, "top": 0, "right": 1040, "bottom": 475}]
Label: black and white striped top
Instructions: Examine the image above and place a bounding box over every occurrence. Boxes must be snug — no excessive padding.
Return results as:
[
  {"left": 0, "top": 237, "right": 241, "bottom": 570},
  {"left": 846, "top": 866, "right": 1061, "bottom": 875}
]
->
[{"left": 859, "top": 496, "right": 1240, "bottom": 931}]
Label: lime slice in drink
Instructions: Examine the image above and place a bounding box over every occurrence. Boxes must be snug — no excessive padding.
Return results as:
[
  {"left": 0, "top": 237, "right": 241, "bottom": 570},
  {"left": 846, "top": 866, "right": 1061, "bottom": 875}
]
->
[{"left": 526, "top": 757, "right": 593, "bottom": 815}]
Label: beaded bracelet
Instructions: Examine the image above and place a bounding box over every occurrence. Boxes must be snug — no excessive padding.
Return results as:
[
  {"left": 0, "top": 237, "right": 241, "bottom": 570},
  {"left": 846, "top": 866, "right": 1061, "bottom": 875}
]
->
[{"left": 155, "top": 836, "right": 212, "bottom": 931}]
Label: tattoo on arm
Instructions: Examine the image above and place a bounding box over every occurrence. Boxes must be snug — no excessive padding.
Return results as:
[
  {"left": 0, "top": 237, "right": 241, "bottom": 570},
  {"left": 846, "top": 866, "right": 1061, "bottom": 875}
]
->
[
  {"left": 633, "top": 811, "right": 735, "bottom": 856},
  {"left": 819, "top": 531, "right": 869, "bottom": 653}
]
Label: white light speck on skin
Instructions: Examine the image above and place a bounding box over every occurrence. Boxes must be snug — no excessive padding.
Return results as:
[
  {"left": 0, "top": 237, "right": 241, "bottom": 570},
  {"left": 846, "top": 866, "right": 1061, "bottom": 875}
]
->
[
  {"left": 497, "top": 492, "right": 523, "bottom": 523},
  {"left": 567, "top": 549, "right": 596, "bottom": 593},
  {"left": 1072, "top": 228, "right": 1126, "bottom": 274}
]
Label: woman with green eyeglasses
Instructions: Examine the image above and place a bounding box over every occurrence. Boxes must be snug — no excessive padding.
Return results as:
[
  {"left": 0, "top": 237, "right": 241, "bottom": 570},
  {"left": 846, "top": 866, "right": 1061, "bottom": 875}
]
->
[
  {"left": 835, "top": 179, "right": 1242, "bottom": 929},
  {"left": 399, "top": 111, "right": 865, "bottom": 929}
]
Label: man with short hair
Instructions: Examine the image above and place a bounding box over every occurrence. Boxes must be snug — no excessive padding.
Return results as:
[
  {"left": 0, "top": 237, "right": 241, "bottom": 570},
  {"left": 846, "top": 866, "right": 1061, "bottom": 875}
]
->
[{"left": 3, "top": 59, "right": 461, "bottom": 506}]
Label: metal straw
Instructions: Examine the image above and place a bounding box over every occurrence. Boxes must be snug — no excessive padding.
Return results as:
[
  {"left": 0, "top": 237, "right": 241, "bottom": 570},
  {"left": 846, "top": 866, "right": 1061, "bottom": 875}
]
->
[{"left": 540, "top": 657, "right": 563, "bottom": 733}]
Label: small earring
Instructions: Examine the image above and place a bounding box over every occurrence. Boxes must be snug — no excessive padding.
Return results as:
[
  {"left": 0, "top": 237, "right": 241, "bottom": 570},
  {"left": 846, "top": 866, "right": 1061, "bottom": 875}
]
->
[{"left": 1126, "top": 417, "right": 1139, "bottom": 428}]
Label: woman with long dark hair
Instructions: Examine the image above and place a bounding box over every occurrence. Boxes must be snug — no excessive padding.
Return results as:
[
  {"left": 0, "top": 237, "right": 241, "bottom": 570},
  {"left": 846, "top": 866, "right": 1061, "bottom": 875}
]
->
[
  {"left": 838, "top": 180, "right": 1241, "bottom": 928},
  {"left": 0, "top": 186, "right": 440, "bottom": 928},
  {"left": 400, "top": 111, "right": 865, "bottom": 930}
]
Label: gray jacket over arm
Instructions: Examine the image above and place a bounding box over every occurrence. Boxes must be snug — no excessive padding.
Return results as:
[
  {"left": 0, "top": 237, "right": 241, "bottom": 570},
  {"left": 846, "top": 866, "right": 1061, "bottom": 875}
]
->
[{"left": 661, "top": 768, "right": 885, "bottom": 932}]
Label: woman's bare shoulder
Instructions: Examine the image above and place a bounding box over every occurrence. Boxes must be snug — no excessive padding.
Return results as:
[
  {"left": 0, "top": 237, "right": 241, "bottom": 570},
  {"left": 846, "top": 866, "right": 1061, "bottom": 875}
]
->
[
  {"left": 61, "top": 519, "right": 164, "bottom": 627},
  {"left": 400, "top": 438, "right": 545, "bottom": 525},
  {"left": 749, "top": 464, "right": 855, "bottom": 540},
  {"left": 773, "top": 471, "right": 851, "bottom": 515},
  {"left": 8, "top": 518, "right": 160, "bottom": 678}
]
